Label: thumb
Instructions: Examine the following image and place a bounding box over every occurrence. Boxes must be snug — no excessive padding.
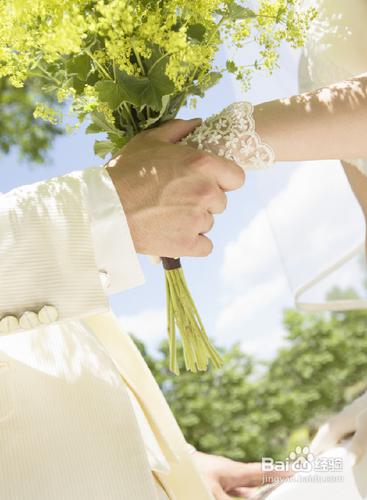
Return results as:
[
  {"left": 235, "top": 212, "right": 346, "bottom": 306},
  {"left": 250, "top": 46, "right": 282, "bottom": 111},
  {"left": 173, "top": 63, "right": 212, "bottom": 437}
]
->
[{"left": 148, "top": 118, "right": 202, "bottom": 143}]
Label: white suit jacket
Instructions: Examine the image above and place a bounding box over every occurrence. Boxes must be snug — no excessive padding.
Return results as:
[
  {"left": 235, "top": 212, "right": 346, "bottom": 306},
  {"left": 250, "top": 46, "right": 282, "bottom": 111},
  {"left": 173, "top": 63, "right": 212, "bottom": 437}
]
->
[{"left": 0, "top": 167, "right": 213, "bottom": 500}]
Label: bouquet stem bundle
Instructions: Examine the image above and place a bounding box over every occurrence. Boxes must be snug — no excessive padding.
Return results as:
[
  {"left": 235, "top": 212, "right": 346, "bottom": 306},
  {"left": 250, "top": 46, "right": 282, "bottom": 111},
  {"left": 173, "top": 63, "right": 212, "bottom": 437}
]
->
[{"left": 163, "top": 257, "right": 223, "bottom": 374}]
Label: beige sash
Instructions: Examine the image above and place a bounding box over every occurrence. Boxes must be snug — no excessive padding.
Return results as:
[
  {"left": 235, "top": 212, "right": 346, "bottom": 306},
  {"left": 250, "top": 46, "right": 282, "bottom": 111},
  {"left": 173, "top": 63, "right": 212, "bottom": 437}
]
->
[{"left": 84, "top": 311, "right": 213, "bottom": 500}]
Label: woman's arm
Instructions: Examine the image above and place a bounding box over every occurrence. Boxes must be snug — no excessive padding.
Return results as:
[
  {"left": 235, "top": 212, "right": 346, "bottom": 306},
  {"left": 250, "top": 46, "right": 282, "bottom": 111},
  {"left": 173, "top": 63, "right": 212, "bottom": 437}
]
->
[
  {"left": 184, "top": 72, "right": 367, "bottom": 165},
  {"left": 254, "top": 73, "right": 367, "bottom": 161},
  {"left": 183, "top": 73, "right": 367, "bottom": 231},
  {"left": 343, "top": 161, "right": 367, "bottom": 215},
  {"left": 254, "top": 74, "right": 367, "bottom": 230}
]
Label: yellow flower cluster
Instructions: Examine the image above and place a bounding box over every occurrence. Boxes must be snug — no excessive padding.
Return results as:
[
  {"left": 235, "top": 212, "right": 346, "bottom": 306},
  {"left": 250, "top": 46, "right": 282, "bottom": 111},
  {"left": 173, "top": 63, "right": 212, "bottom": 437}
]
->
[
  {"left": 0, "top": 0, "right": 221, "bottom": 89},
  {"left": 95, "top": 0, "right": 221, "bottom": 89},
  {"left": 0, "top": 0, "right": 89, "bottom": 86},
  {"left": 33, "top": 103, "right": 62, "bottom": 125},
  {"left": 0, "top": 0, "right": 316, "bottom": 146}
]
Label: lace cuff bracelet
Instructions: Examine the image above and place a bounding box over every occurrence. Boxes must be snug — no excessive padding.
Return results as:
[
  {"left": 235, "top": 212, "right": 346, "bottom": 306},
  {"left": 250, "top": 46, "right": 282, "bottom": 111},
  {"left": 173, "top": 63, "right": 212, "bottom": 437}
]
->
[{"left": 181, "top": 102, "right": 275, "bottom": 171}]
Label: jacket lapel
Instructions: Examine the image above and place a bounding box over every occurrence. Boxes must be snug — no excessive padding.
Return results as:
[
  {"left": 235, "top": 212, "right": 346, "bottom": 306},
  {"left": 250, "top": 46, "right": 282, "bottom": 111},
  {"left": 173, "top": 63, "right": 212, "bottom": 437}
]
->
[{"left": 84, "top": 311, "right": 213, "bottom": 500}]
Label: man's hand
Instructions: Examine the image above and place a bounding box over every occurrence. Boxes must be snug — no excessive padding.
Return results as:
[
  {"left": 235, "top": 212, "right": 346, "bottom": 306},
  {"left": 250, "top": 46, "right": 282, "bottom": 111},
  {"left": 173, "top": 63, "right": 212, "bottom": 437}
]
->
[
  {"left": 106, "top": 119, "right": 245, "bottom": 258},
  {"left": 193, "top": 451, "right": 291, "bottom": 500}
]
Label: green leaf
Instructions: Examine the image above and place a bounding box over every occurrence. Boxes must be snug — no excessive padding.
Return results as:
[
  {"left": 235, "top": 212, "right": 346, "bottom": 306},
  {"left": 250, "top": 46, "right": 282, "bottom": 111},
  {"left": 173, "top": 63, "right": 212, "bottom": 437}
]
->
[
  {"left": 226, "top": 60, "right": 238, "bottom": 73},
  {"left": 202, "top": 71, "right": 222, "bottom": 90},
  {"left": 86, "top": 122, "right": 104, "bottom": 134},
  {"left": 95, "top": 45, "right": 176, "bottom": 113},
  {"left": 115, "top": 72, "right": 152, "bottom": 108},
  {"left": 115, "top": 60, "right": 175, "bottom": 111},
  {"left": 71, "top": 76, "right": 85, "bottom": 95},
  {"left": 95, "top": 80, "right": 129, "bottom": 110},
  {"left": 141, "top": 95, "right": 171, "bottom": 129},
  {"left": 160, "top": 92, "right": 183, "bottom": 121},
  {"left": 187, "top": 24, "right": 206, "bottom": 41},
  {"left": 107, "top": 132, "right": 129, "bottom": 150},
  {"left": 147, "top": 58, "right": 175, "bottom": 110},
  {"left": 188, "top": 85, "right": 205, "bottom": 98},
  {"left": 94, "top": 139, "right": 113, "bottom": 159},
  {"left": 89, "top": 111, "right": 119, "bottom": 134},
  {"left": 143, "top": 44, "right": 164, "bottom": 73},
  {"left": 276, "top": 6, "right": 287, "bottom": 23},
  {"left": 189, "top": 71, "right": 222, "bottom": 96},
  {"left": 227, "top": 4, "right": 256, "bottom": 20},
  {"left": 66, "top": 54, "right": 91, "bottom": 81},
  {"left": 41, "top": 83, "right": 59, "bottom": 95}
]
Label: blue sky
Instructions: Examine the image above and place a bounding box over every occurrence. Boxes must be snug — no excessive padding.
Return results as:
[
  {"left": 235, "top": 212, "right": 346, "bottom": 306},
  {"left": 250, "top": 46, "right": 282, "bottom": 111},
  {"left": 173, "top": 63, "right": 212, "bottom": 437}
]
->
[{"left": 1, "top": 42, "right": 365, "bottom": 361}]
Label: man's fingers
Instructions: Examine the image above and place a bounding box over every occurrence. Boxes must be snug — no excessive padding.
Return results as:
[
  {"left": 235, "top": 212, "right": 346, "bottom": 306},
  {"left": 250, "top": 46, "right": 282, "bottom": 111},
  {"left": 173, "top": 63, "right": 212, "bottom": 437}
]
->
[
  {"left": 188, "top": 151, "right": 245, "bottom": 192},
  {"left": 187, "top": 209, "right": 214, "bottom": 236},
  {"left": 212, "top": 485, "right": 232, "bottom": 500},
  {"left": 226, "top": 462, "right": 265, "bottom": 487},
  {"left": 199, "top": 212, "right": 215, "bottom": 234},
  {"left": 227, "top": 486, "right": 258, "bottom": 498},
  {"left": 147, "top": 118, "right": 202, "bottom": 143},
  {"left": 162, "top": 178, "right": 227, "bottom": 214},
  {"left": 207, "top": 188, "right": 227, "bottom": 214},
  {"left": 190, "top": 234, "right": 213, "bottom": 257},
  {"left": 228, "top": 461, "right": 292, "bottom": 489},
  {"left": 189, "top": 179, "right": 228, "bottom": 214},
  {"left": 218, "top": 493, "right": 232, "bottom": 500}
]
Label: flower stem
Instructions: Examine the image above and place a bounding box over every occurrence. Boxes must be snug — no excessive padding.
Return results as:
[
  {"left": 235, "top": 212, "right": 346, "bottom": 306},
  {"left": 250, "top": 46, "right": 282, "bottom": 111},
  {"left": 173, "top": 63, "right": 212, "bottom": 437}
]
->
[{"left": 85, "top": 49, "right": 112, "bottom": 80}]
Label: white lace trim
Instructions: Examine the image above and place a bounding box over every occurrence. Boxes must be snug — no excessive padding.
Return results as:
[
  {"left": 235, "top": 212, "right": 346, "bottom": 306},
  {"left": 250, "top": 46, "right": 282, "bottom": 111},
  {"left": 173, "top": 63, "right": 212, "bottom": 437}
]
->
[{"left": 181, "top": 102, "right": 275, "bottom": 170}]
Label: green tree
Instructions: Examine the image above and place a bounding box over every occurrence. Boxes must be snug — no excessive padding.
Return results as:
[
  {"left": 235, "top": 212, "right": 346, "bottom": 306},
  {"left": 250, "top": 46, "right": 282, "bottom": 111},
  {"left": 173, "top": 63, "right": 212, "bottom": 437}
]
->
[
  {"left": 133, "top": 337, "right": 261, "bottom": 461},
  {"left": 132, "top": 294, "right": 367, "bottom": 462},
  {"left": 259, "top": 305, "right": 367, "bottom": 458},
  {"left": 0, "top": 79, "right": 63, "bottom": 164}
]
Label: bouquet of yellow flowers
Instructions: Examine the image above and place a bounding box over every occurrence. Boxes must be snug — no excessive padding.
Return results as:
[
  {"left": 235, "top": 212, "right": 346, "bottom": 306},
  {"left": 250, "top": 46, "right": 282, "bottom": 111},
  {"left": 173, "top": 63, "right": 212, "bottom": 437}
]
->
[{"left": 0, "top": 0, "right": 316, "bottom": 373}]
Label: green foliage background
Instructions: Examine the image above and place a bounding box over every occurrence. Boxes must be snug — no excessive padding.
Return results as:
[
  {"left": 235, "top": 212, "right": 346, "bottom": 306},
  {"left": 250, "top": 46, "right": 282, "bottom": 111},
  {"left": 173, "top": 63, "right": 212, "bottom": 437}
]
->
[
  {"left": 133, "top": 287, "right": 367, "bottom": 462},
  {"left": 0, "top": 79, "right": 62, "bottom": 164}
]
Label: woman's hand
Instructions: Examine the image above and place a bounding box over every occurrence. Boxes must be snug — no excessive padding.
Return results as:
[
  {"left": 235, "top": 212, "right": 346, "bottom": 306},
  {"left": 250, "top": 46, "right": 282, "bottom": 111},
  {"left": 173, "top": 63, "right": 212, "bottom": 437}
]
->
[
  {"left": 192, "top": 451, "right": 291, "bottom": 499},
  {"left": 311, "top": 391, "right": 367, "bottom": 463}
]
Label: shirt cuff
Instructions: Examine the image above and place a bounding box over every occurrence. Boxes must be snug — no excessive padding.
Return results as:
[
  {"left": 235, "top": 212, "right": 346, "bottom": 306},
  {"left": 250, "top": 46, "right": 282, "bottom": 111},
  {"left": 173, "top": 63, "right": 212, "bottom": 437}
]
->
[{"left": 81, "top": 166, "right": 145, "bottom": 294}]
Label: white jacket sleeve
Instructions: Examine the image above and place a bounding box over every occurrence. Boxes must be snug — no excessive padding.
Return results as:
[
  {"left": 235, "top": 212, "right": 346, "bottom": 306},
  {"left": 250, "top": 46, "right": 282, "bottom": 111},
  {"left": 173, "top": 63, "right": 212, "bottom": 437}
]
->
[{"left": 0, "top": 166, "right": 144, "bottom": 334}]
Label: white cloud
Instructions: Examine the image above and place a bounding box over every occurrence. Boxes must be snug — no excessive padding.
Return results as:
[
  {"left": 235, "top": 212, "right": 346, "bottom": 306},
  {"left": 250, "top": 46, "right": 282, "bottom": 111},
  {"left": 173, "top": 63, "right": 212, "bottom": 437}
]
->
[
  {"left": 221, "top": 162, "right": 364, "bottom": 292},
  {"left": 240, "top": 327, "right": 287, "bottom": 360},
  {"left": 220, "top": 209, "right": 280, "bottom": 286},
  {"left": 118, "top": 308, "right": 166, "bottom": 347},
  {"left": 215, "top": 162, "right": 365, "bottom": 358},
  {"left": 216, "top": 277, "right": 287, "bottom": 335}
]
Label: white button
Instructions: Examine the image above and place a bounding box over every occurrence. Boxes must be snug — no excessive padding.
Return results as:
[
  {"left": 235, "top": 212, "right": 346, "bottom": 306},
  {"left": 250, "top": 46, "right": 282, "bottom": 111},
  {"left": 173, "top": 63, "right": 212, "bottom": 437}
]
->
[
  {"left": 0, "top": 316, "right": 19, "bottom": 334},
  {"left": 19, "top": 311, "right": 40, "bottom": 330},
  {"left": 99, "top": 270, "right": 111, "bottom": 289},
  {"left": 38, "top": 305, "right": 58, "bottom": 324}
]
